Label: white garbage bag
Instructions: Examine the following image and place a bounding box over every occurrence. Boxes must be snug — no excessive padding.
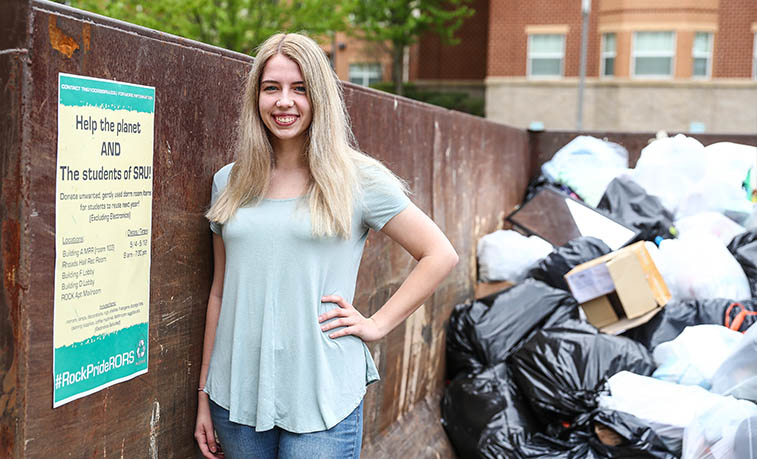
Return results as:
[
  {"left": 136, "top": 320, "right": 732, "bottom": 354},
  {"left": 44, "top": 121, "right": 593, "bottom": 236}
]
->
[
  {"left": 674, "top": 211, "right": 746, "bottom": 245},
  {"left": 698, "top": 142, "right": 757, "bottom": 218},
  {"left": 476, "top": 230, "right": 553, "bottom": 282},
  {"left": 541, "top": 135, "right": 630, "bottom": 207},
  {"left": 599, "top": 370, "right": 729, "bottom": 455},
  {"left": 652, "top": 325, "right": 744, "bottom": 389},
  {"left": 631, "top": 136, "right": 755, "bottom": 219},
  {"left": 630, "top": 134, "right": 708, "bottom": 217},
  {"left": 646, "top": 234, "right": 751, "bottom": 302},
  {"left": 702, "top": 142, "right": 757, "bottom": 186},
  {"left": 712, "top": 322, "right": 757, "bottom": 402},
  {"left": 682, "top": 397, "right": 757, "bottom": 459}
]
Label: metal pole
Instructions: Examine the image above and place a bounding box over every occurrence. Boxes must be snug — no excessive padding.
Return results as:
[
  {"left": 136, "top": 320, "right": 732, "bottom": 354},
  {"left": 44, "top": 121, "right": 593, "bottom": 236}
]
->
[
  {"left": 330, "top": 31, "right": 336, "bottom": 70},
  {"left": 577, "top": 0, "right": 590, "bottom": 130}
]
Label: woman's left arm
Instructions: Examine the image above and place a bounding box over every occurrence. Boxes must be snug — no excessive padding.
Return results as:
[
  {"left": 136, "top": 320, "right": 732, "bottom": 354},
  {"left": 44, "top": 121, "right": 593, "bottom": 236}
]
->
[{"left": 320, "top": 203, "right": 458, "bottom": 342}]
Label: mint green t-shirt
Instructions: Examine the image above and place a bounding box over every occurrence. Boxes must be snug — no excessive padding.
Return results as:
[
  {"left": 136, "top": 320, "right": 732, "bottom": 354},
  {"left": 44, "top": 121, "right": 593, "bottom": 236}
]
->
[{"left": 204, "top": 163, "right": 410, "bottom": 433}]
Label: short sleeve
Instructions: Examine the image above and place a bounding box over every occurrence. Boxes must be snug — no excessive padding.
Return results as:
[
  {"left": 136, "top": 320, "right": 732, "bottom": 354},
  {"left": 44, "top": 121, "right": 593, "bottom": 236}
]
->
[
  {"left": 209, "top": 163, "right": 233, "bottom": 234},
  {"left": 361, "top": 166, "right": 410, "bottom": 232}
]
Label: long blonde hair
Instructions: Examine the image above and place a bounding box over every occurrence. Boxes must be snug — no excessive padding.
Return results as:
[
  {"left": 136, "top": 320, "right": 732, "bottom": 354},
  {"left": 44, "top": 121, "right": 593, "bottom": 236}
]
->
[{"left": 206, "top": 32, "right": 405, "bottom": 238}]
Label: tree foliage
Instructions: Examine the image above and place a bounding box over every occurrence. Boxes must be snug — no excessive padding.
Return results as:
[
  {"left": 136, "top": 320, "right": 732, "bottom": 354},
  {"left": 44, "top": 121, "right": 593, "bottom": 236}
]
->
[
  {"left": 58, "top": 0, "right": 349, "bottom": 55},
  {"left": 59, "top": 0, "right": 476, "bottom": 99},
  {"left": 350, "top": 0, "right": 474, "bottom": 95}
]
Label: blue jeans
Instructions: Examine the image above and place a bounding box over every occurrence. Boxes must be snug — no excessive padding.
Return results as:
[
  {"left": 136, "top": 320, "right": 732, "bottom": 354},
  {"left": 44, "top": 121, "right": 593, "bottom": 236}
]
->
[{"left": 209, "top": 399, "right": 363, "bottom": 459}]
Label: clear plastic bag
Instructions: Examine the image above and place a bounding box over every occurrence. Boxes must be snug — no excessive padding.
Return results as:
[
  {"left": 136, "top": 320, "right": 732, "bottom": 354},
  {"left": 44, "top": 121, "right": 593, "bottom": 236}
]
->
[
  {"left": 682, "top": 397, "right": 757, "bottom": 459},
  {"left": 647, "top": 235, "right": 751, "bottom": 302},
  {"left": 652, "top": 325, "right": 744, "bottom": 389},
  {"left": 675, "top": 211, "right": 746, "bottom": 245},
  {"left": 711, "top": 322, "right": 757, "bottom": 402},
  {"left": 630, "top": 134, "right": 708, "bottom": 217},
  {"left": 541, "top": 135, "right": 630, "bottom": 207},
  {"left": 599, "top": 371, "right": 731, "bottom": 456},
  {"left": 631, "top": 136, "right": 754, "bottom": 219},
  {"left": 696, "top": 142, "right": 757, "bottom": 218}
]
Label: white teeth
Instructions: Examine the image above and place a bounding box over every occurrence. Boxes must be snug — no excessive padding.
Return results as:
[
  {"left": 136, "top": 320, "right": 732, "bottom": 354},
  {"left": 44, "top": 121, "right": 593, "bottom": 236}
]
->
[{"left": 276, "top": 116, "right": 296, "bottom": 124}]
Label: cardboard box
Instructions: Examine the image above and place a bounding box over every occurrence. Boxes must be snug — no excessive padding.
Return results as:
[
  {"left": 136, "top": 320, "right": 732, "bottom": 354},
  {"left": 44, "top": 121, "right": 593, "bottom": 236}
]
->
[
  {"left": 564, "top": 241, "right": 671, "bottom": 334},
  {"left": 474, "top": 280, "right": 513, "bottom": 300}
]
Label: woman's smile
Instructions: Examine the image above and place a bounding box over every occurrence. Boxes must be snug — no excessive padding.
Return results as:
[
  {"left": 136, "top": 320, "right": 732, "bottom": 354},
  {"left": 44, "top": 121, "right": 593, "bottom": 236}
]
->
[{"left": 273, "top": 114, "right": 299, "bottom": 126}]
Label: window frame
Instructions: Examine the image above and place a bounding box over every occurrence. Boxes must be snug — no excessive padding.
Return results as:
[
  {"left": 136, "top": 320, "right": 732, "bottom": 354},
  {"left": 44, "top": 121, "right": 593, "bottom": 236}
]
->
[
  {"left": 600, "top": 33, "right": 617, "bottom": 78},
  {"left": 631, "top": 31, "right": 676, "bottom": 79},
  {"left": 348, "top": 62, "right": 383, "bottom": 87},
  {"left": 691, "top": 31, "right": 713, "bottom": 79},
  {"left": 527, "top": 33, "right": 565, "bottom": 79}
]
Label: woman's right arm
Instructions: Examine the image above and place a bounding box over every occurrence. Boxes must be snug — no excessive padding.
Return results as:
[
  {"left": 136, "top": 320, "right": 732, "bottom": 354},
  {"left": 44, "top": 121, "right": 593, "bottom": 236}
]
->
[{"left": 195, "top": 233, "right": 226, "bottom": 458}]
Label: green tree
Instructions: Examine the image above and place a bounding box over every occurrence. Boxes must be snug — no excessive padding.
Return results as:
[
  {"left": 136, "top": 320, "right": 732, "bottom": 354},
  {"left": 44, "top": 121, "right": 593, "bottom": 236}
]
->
[
  {"left": 350, "top": 0, "right": 474, "bottom": 96},
  {"left": 58, "top": 0, "right": 349, "bottom": 55}
]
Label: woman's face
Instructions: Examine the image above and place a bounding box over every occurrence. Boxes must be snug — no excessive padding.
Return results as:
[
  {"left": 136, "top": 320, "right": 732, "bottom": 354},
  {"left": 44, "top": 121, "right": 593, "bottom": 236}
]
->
[{"left": 258, "top": 54, "right": 313, "bottom": 149}]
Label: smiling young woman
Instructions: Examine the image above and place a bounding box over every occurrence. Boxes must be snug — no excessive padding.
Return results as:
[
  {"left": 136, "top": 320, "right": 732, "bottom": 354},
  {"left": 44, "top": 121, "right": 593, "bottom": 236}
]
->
[{"left": 194, "top": 33, "right": 458, "bottom": 459}]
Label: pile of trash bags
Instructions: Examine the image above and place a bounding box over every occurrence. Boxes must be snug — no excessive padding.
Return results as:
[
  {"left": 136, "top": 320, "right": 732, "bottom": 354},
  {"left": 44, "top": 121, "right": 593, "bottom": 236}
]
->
[
  {"left": 444, "top": 281, "right": 757, "bottom": 458},
  {"left": 447, "top": 134, "right": 757, "bottom": 458}
]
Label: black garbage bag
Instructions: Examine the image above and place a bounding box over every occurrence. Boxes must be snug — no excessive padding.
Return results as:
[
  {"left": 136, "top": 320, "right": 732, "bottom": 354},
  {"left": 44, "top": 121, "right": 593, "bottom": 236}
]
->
[
  {"left": 446, "top": 280, "right": 580, "bottom": 379},
  {"left": 728, "top": 230, "right": 757, "bottom": 297},
  {"left": 479, "top": 429, "right": 596, "bottom": 459},
  {"left": 623, "top": 299, "right": 757, "bottom": 350},
  {"left": 527, "top": 237, "right": 611, "bottom": 291},
  {"left": 479, "top": 409, "right": 676, "bottom": 459},
  {"left": 441, "top": 363, "right": 541, "bottom": 459},
  {"left": 523, "top": 176, "right": 582, "bottom": 204},
  {"left": 508, "top": 320, "right": 655, "bottom": 424},
  {"left": 597, "top": 176, "right": 676, "bottom": 243},
  {"left": 446, "top": 285, "right": 526, "bottom": 379},
  {"left": 587, "top": 410, "right": 678, "bottom": 458},
  {"left": 446, "top": 300, "right": 489, "bottom": 379},
  {"left": 474, "top": 279, "right": 580, "bottom": 369}
]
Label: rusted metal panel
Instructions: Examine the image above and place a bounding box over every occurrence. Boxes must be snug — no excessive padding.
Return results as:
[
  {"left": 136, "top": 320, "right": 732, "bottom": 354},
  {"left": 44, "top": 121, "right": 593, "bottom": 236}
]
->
[
  {"left": 348, "top": 87, "right": 440, "bottom": 442},
  {"left": 346, "top": 87, "right": 531, "bottom": 456},
  {"left": 19, "top": 1, "right": 250, "bottom": 457},
  {"left": 1, "top": 0, "right": 32, "bottom": 457},
  {"left": 4, "top": 1, "right": 535, "bottom": 457},
  {"left": 529, "top": 130, "right": 757, "bottom": 179}
]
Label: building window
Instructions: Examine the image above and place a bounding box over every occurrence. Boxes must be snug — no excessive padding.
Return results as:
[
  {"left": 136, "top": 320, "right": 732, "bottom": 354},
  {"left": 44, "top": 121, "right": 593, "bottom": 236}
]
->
[
  {"left": 601, "top": 33, "right": 616, "bottom": 77},
  {"left": 632, "top": 31, "right": 675, "bottom": 78},
  {"left": 528, "top": 34, "right": 565, "bottom": 78},
  {"left": 349, "top": 63, "right": 382, "bottom": 87},
  {"left": 692, "top": 32, "right": 713, "bottom": 78}
]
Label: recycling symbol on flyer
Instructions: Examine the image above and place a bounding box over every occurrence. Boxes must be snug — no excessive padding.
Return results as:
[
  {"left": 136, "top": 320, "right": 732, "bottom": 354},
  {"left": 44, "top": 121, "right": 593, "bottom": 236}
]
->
[{"left": 136, "top": 339, "right": 146, "bottom": 359}]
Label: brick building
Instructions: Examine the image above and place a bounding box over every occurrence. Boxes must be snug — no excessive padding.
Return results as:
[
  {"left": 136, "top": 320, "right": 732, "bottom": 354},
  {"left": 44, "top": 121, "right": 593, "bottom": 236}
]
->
[
  {"left": 325, "top": 32, "right": 394, "bottom": 88},
  {"left": 409, "top": 0, "right": 757, "bottom": 132},
  {"left": 326, "top": 0, "right": 491, "bottom": 93}
]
